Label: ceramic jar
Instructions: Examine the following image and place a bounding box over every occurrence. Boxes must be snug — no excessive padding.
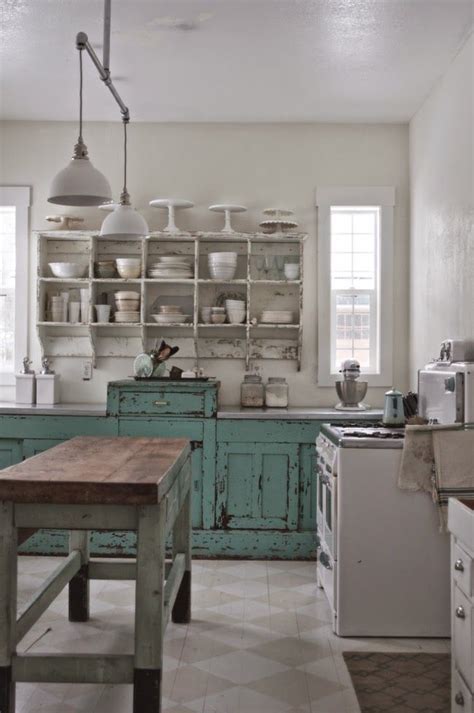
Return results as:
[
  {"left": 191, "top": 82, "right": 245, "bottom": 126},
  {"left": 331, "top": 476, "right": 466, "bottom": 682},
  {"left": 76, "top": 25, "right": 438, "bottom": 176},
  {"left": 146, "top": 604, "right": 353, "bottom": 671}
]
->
[
  {"left": 240, "top": 373, "right": 264, "bottom": 408},
  {"left": 265, "top": 377, "right": 289, "bottom": 407}
]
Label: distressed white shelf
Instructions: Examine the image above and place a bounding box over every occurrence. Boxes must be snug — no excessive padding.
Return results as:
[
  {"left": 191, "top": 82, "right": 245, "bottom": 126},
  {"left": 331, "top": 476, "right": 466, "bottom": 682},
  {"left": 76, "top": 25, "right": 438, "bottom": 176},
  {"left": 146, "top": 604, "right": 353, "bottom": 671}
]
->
[{"left": 35, "top": 230, "right": 306, "bottom": 369}]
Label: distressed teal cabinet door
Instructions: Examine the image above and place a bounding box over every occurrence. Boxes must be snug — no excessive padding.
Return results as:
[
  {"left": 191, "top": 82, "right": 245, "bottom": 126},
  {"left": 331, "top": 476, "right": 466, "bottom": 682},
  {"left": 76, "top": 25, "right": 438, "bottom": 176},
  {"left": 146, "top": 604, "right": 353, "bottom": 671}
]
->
[
  {"left": 22, "top": 439, "right": 64, "bottom": 459},
  {"left": 0, "top": 439, "right": 23, "bottom": 468},
  {"left": 216, "top": 442, "right": 299, "bottom": 530}
]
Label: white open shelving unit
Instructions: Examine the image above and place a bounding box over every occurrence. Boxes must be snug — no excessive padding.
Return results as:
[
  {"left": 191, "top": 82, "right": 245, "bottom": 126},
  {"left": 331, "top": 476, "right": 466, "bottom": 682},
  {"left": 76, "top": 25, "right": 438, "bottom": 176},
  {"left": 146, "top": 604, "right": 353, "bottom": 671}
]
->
[{"left": 36, "top": 230, "right": 307, "bottom": 369}]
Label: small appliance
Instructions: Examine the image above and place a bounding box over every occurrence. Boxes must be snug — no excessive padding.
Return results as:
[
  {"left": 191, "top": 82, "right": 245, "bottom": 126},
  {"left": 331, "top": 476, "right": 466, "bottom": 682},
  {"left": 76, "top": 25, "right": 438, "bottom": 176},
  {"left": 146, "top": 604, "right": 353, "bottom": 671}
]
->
[{"left": 334, "top": 359, "right": 369, "bottom": 411}]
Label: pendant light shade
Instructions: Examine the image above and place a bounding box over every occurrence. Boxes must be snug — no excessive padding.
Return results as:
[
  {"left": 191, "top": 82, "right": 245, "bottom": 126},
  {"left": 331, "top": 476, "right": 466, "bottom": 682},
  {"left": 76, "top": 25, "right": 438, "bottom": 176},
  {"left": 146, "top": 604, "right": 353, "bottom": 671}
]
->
[
  {"left": 100, "top": 119, "right": 148, "bottom": 237},
  {"left": 48, "top": 150, "right": 112, "bottom": 207},
  {"left": 100, "top": 203, "right": 148, "bottom": 237},
  {"left": 48, "top": 47, "right": 112, "bottom": 207}
]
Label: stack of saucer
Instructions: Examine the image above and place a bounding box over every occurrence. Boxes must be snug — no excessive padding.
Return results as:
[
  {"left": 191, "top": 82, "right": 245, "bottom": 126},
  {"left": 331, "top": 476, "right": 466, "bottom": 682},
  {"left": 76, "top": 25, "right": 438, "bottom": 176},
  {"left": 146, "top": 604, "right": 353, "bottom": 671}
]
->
[
  {"left": 148, "top": 256, "right": 193, "bottom": 279},
  {"left": 114, "top": 291, "right": 140, "bottom": 323},
  {"left": 151, "top": 305, "right": 191, "bottom": 325}
]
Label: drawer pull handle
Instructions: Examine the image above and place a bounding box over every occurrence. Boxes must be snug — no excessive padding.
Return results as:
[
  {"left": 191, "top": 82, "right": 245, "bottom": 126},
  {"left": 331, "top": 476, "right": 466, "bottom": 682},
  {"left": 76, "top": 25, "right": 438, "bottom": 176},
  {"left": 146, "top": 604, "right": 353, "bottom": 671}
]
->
[
  {"left": 455, "top": 559, "right": 465, "bottom": 572},
  {"left": 153, "top": 400, "right": 169, "bottom": 407},
  {"left": 455, "top": 692, "right": 465, "bottom": 706},
  {"left": 455, "top": 605, "right": 466, "bottom": 619}
]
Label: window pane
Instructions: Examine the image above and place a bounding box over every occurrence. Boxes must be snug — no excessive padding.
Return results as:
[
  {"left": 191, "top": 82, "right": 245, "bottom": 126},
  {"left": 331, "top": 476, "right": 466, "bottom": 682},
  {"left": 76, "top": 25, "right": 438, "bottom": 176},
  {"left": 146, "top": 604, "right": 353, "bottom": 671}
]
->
[
  {"left": 333, "top": 291, "right": 372, "bottom": 370},
  {"left": 0, "top": 206, "right": 16, "bottom": 373}
]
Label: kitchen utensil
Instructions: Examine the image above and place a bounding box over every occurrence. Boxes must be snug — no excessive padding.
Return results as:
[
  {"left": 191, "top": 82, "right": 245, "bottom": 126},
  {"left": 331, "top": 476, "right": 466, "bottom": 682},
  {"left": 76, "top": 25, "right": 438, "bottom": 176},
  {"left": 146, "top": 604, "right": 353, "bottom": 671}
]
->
[
  {"left": 209, "top": 204, "right": 247, "bottom": 233},
  {"left": 49, "top": 262, "right": 87, "bottom": 278},
  {"left": 115, "top": 291, "right": 140, "bottom": 300},
  {"left": 260, "top": 208, "right": 298, "bottom": 234},
  {"left": 260, "top": 310, "right": 294, "bottom": 324},
  {"left": 201, "top": 307, "right": 212, "bottom": 323},
  {"left": 227, "top": 309, "right": 246, "bottom": 324},
  {"left": 265, "top": 377, "right": 289, "bottom": 407},
  {"left": 383, "top": 387, "right": 405, "bottom": 426},
  {"left": 116, "top": 258, "right": 141, "bottom": 279},
  {"left": 211, "top": 313, "right": 226, "bottom": 324}
]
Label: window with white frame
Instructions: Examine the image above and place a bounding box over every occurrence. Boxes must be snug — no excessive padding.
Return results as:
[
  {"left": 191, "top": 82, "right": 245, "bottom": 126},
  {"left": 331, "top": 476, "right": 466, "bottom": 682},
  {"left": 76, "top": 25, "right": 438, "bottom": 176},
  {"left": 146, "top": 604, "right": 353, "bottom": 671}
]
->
[
  {"left": 316, "top": 187, "right": 395, "bottom": 387},
  {"left": 0, "top": 187, "right": 30, "bottom": 387}
]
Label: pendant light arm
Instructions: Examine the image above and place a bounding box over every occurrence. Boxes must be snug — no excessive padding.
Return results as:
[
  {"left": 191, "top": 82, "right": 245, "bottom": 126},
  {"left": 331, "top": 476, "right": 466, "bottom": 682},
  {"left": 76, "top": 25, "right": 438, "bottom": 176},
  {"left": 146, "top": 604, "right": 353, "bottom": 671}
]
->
[
  {"left": 76, "top": 31, "right": 129, "bottom": 122},
  {"left": 103, "top": 0, "right": 111, "bottom": 72}
]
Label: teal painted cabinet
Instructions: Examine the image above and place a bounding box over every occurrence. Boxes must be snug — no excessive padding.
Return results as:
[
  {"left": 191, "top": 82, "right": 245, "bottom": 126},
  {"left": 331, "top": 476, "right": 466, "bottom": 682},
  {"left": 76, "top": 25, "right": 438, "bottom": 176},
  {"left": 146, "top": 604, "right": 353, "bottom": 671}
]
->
[
  {"left": 216, "top": 442, "right": 299, "bottom": 530},
  {"left": 0, "top": 439, "right": 22, "bottom": 468}
]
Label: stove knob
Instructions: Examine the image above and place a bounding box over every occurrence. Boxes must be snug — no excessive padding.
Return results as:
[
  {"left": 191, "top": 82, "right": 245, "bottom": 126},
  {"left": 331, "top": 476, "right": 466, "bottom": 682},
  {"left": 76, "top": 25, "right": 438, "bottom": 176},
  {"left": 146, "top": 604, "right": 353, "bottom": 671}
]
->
[
  {"left": 455, "top": 605, "right": 466, "bottom": 619},
  {"left": 454, "top": 558, "right": 464, "bottom": 572},
  {"left": 455, "top": 691, "right": 465, "bottom": 706}
]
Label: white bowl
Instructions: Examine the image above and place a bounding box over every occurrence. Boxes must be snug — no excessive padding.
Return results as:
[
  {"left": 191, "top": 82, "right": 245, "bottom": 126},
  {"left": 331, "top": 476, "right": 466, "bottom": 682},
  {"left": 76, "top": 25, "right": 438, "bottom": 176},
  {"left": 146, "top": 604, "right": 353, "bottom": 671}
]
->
[
  {"left": 227, "top": 310, "right": 246, "bottom": 324},
  {"left": 49, "top": 262, "right": 87, "bottom": 279},
  {"left": 115, "top": 291, "right": 140, "bottom": 299},
  {"left": 225, "top": 300, "right": 246, "bottom": 308},
  {"left": 211, "top": 314, "right": 226, "bottom": 324},
  {"left": 116, "top": 258, "right": 141, "bottom": 266},
  {"left": 208, "top": 252, "right": 237, "bottom": 261},
  {"left": 209, "top": 267, "right": 237, "bottom": 280},
  {"left": 117, "top": 265, "right": 141, "bottom": 279}
]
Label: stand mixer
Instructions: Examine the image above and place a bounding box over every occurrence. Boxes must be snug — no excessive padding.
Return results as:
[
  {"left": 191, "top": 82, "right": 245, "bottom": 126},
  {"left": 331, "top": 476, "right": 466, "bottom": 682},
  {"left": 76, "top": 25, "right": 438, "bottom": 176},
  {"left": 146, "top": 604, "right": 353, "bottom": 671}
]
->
[{"left": 335, "top": 359, "right": 370, "bottom": 411}]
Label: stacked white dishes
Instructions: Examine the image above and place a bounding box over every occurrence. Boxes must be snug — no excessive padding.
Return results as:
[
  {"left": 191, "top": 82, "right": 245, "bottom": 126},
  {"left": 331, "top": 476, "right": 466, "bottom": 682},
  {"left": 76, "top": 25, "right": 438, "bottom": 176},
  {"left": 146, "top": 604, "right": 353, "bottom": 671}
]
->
[
  {"left": 225, "top": 299, "right": 246, "bottom": 324},
  {"left": 260, "top": 310, "right": 294, "bottom": 324},
  {"left": 114, "top": 290, "right": 140, "bottom": 322},
  {"left": 148, "top": 256, "right": 193, "bottom": 279},
  {"left": 116, "top": 258, "right": 141, "bottom": 279},
  {"left": 152, "top": 305, "right": 191, "bottom": 324},
  {"left": 208, "top": 252, "right": 237, "bottom": 280}
]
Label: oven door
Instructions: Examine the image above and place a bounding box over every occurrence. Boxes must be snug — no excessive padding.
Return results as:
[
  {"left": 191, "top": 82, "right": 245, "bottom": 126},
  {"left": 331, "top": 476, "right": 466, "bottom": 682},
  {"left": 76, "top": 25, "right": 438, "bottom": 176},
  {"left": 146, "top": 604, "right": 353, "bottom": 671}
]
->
[{"left": 316, "top": 457, "right": 337, "bottom": 558}]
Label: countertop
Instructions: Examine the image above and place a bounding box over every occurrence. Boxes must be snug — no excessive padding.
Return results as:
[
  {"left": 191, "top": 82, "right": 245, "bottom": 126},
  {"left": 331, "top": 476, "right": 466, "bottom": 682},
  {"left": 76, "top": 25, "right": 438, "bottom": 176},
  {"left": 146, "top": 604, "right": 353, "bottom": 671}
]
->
[
  {"left": 0, "top": 402, "right": 107, "bottom": 417},
  {"left": 217, "top": 406, "right": 383, "bottom": 420},
  {"left": 0, "top": 402, "right": 383, "bottom": 420}
]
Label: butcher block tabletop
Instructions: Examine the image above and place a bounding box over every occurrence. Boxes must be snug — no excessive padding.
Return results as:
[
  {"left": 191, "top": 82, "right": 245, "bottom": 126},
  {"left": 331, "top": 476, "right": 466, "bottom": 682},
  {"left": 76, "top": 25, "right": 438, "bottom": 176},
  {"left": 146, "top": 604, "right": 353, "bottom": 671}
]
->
[{"left": 0, "top": 436, "right": 191, "bottom": 505}]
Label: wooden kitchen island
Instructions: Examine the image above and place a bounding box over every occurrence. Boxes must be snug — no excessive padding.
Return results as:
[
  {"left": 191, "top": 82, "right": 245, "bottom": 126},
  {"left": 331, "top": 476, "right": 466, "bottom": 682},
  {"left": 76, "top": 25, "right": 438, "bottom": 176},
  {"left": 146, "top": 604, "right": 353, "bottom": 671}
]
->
[{"left": 0, "top": 436, "right": 192, "bottom": 713}]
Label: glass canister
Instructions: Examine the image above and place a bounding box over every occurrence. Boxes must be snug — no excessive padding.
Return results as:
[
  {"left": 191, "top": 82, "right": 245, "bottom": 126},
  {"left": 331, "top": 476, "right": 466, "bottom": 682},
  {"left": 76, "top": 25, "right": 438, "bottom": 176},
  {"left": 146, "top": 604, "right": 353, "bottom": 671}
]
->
[
  {"left": 240, "top": 373, "right": 264, "bottom": 408},
  {"left": 265, "top": 377, "right": 289, "bottom": 408}
]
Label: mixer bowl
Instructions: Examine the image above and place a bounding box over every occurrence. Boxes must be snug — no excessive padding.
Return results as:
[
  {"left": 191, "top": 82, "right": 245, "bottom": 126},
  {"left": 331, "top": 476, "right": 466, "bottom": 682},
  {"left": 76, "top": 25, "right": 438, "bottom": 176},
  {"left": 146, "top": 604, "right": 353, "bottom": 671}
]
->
[{"left": 335, "top": 380, "right": 368, "bottom": 406}]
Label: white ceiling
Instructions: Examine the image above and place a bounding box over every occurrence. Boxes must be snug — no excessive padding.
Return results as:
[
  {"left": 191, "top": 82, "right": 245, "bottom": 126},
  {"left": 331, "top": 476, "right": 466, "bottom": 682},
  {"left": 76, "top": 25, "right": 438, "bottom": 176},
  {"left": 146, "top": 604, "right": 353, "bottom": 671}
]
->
[{"left": 0, "top": 0, "right": 472, "bottom": 123}]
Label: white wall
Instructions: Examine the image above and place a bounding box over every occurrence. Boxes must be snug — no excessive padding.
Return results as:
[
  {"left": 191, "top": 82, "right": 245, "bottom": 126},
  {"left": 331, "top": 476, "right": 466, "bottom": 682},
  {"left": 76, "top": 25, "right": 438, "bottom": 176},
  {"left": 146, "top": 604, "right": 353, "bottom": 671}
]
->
[
  {"left": 410, "top": 34, "right": 473, "bottom": 385},
  {"left": 0, "top": 121, "right": 409, "bottom": 405}
]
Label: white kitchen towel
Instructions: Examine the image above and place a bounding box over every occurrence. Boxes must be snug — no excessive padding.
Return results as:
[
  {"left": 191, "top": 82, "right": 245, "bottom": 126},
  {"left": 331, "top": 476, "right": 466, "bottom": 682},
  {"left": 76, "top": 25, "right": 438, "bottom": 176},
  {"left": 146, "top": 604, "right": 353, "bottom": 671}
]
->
[
  {"left": 398, "top": 423, "right": 465, "bottom": 530},
  {"left": 432, "top": 429, "right": 474, "bottom": 528}
]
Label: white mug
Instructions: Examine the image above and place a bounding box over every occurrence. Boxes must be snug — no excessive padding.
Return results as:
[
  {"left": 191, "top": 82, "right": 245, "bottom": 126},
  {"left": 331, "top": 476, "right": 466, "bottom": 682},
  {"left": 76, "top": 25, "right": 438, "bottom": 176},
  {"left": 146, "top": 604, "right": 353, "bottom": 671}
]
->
[
  {"left": 69, "top": 302, "right": 81, "bottom": 322},
  {"left": 95, "top": 304, "right": 111, "bottom": 323}
]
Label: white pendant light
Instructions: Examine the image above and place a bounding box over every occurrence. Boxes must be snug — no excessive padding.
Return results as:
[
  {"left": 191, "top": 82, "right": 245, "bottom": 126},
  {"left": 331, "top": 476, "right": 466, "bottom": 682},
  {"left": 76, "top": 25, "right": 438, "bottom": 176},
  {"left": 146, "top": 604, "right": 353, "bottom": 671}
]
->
[
  {"left": 100, "top": 120, "right": 148, "bottom": 238},
  {"left": 48, "top": 49, "right": 111, "bottom": 207}
]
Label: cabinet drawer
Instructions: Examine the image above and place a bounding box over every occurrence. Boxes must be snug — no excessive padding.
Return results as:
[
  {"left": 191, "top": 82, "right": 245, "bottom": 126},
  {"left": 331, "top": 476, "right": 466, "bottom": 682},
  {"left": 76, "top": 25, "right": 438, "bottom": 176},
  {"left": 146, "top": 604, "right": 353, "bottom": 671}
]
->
[
  {"left": 453, "top": 585, "right": 474, "bottom": 689},
  {"left": 118, "top": 390, "right": 205, "bottom": 416},
  {"left": 454, "top": 542, "right": 474, "bottom": 598},
  {"left": 452, "top": 668, "right": 474, "bottom": 712}
]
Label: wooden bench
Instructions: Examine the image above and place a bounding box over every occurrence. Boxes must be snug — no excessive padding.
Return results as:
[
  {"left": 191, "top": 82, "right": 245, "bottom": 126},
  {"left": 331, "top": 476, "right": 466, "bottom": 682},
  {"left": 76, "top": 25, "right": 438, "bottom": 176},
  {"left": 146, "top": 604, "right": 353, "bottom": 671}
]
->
[{"left": 0, "top": 436, "right": 192, "bottom": 713}]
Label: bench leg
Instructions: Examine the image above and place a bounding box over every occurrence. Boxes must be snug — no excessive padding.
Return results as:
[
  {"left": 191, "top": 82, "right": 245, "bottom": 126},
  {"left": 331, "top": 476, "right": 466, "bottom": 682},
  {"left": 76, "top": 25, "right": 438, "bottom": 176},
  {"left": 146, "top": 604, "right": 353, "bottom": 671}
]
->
[
  {"left": 172, "top": 488, "right": 191, "bottom": 624},
  {"left": 134, "top": 502, "right": 166, "bottom": 713},
  {"left": 0, "top": 502, "right": 17, "bottom": 713},
  {"left": 69, "top": 530, "right": 89, "bottom": 622}
]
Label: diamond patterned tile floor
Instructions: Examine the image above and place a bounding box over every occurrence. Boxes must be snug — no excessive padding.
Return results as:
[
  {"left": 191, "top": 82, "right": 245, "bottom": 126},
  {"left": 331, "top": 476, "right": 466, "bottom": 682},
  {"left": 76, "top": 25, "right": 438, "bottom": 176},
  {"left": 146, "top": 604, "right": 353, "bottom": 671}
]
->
[{"left": 14, "top": 558, "right": 450, "bottom": 713}]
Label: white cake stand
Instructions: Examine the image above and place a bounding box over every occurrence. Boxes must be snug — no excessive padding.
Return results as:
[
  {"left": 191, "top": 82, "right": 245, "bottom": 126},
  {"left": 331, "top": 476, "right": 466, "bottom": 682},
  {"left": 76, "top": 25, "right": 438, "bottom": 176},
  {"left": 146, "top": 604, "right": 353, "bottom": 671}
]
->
[
  {"left": 149, "top": 199, "right": 194, "bottom": 234},
  {"left": 209, "top": 204, "right": 247, "bottom": 234}
]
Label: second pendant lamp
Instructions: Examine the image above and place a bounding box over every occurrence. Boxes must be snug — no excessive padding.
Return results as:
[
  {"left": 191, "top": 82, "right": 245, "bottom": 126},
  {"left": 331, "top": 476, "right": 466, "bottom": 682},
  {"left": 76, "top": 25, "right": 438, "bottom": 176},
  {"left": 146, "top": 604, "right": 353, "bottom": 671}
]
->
[{"left": 100, "top": 120, "right": 149, "bottom": 238}]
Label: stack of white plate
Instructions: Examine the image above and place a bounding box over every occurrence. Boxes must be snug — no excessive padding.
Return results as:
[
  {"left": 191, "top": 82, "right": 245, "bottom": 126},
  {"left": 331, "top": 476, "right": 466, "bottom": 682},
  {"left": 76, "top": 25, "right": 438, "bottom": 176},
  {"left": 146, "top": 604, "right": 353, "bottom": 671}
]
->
[
  {"left": 151, "top": 305, "right": 191, "bottom": 325},
  {"left": 208, "top": 252, "right": 237, "bottom": 280},
  {"left": 260, "top": 310, "right": 294, "bottom": 324},
  {"left": 148, "top": 256, "right": 193, "bottom": 279}
]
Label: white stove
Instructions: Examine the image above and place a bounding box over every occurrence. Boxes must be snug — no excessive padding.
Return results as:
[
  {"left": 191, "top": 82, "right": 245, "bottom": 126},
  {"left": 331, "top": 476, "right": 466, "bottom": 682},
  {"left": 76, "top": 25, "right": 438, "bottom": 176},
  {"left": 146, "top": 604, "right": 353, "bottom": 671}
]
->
[{"left": 316, "top": 423, "right": 450, "bottom": 637}]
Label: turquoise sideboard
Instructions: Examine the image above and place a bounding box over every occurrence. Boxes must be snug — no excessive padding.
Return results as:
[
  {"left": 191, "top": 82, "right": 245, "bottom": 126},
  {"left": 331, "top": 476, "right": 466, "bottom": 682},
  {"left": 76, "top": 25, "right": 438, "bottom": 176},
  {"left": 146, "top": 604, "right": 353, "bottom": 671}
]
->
[{"left": 0, "top": 382, "right": 379, "bottom": 559}]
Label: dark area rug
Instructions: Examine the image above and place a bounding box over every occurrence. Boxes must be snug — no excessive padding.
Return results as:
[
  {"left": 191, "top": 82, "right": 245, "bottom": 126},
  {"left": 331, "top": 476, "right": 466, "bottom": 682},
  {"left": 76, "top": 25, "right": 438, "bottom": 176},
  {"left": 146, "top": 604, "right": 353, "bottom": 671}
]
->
[{"left": 343, "top": 651, "right": 450, "bottom": 713}]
